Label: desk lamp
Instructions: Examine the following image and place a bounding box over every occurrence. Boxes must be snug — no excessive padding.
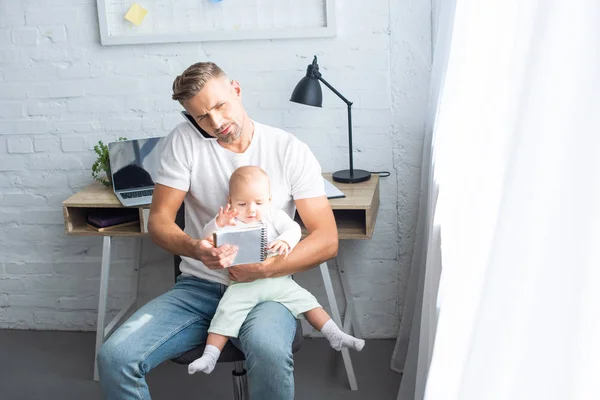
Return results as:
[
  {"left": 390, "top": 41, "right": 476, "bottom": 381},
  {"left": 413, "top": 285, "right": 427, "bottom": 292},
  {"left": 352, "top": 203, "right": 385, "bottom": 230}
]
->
[{"left": 290, "top": 56, "right": 371, "bottom": 183}]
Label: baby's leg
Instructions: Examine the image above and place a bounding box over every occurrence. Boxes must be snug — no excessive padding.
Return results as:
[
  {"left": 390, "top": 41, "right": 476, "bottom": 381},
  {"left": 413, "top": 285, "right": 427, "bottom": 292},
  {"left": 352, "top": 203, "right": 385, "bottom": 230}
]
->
[
  {"left": 305, "top": 308, "right": 365, "bottom": 352},
  {"left": 188, "top": 333, "right": 229, "bottom": 375},
  {"left": 189, "top": 281, "right": 262, "bottom": 374}
]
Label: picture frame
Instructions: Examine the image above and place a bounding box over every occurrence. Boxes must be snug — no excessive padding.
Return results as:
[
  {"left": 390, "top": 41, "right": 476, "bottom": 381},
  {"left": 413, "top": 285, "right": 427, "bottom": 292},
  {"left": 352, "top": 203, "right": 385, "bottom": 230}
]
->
[{"left": 96, "top": 0, "right": 336, "bottom": 46}]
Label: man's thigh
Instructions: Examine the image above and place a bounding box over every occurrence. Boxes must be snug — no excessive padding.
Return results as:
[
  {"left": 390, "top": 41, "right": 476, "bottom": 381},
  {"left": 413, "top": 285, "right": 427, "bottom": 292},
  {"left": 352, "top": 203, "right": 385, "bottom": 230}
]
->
[
  {"left": 233, "top": 301, "right": 297, "bottom": 355},
  {"left": 104, "top": 276, "right": 224, "bottom": 373},
  {"left": 231, "top": 302, "right": 297, "bottom": 399}
]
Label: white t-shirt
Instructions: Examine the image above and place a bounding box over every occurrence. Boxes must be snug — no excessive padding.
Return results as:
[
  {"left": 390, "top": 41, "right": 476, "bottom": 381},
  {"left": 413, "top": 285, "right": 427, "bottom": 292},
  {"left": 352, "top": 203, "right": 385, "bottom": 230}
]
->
[{"left": 156, "top": 120, "right": 325, "bottom": 285}]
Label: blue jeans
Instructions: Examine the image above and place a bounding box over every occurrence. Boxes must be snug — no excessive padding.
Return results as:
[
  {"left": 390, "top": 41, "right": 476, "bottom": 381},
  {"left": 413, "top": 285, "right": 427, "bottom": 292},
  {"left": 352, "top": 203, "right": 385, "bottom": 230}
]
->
[{"left": 97, "top": 276, "right": 296, "bottom": 399}]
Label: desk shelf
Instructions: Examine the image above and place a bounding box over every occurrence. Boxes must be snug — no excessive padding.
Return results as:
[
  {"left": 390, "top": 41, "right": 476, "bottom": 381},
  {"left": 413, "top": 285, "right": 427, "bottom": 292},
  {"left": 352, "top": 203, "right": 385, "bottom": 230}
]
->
[
  {"left": 321, "top": 174, "right": 379, "bottom": 240},
  {"left": 62, "top": 183, "right": 149, "bottom": 236},
  {"left": 62, "top": 175, "right": 379, "bottom": 240}
]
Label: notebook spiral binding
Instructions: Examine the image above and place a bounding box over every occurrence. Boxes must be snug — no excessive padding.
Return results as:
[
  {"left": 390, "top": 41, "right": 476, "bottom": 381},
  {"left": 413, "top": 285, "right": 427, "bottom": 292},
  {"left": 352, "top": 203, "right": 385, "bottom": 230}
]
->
[{"left": 260, "top": 222, "right": 268, "bottom": 261}]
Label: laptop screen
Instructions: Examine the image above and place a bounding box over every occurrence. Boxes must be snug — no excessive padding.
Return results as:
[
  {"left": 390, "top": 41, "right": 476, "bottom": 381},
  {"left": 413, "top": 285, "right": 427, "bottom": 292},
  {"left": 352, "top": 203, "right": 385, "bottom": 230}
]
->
[{"left": 108, "top": 137, "right": 165, "bottom": 191}]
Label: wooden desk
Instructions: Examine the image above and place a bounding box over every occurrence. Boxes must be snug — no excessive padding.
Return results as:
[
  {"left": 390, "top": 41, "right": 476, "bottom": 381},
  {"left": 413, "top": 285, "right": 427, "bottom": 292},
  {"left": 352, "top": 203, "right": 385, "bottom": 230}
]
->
[
  {"left": 63, "top": 174, "right": 379, "bottom": 239},
  {"left": 62, "top": 174, "right": 380, "bottom": 388}
]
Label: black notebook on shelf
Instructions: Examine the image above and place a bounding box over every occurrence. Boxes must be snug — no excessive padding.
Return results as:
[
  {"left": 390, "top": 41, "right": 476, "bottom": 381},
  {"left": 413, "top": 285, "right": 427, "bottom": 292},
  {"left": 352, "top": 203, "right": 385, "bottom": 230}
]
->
[
  {"left": 213, "top": 222, "right": 268, "bottom": 267},
  {"left": 87, "top": 208, "right": 139, "bottom": 228}
]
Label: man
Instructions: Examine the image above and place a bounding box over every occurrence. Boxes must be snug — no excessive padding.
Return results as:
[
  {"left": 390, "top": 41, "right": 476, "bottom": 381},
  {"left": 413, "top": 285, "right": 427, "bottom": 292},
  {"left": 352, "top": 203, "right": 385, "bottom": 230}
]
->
[{"left": 97, "top": 61, "right": 338, "bottom": 399}]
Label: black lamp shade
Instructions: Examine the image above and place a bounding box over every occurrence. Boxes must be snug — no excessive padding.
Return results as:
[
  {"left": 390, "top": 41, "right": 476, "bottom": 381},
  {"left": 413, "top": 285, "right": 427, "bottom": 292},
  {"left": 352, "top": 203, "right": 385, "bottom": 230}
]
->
[{"left": 290, "top": 76, "right": 323, "bottom": 107}]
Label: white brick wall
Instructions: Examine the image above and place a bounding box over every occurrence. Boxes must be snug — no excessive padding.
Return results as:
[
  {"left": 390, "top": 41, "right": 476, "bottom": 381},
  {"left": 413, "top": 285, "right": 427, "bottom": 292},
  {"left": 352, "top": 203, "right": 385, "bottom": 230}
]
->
[{"left": 0, "top": 0, "right": 431, "bottom": 338}]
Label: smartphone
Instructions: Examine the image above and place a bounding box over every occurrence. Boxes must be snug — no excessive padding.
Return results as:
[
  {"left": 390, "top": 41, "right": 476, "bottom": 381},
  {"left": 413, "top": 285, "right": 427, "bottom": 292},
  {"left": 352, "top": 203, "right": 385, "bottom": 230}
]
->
[{"left": 181, "top": 111, "right": 217, "bottom": 141}]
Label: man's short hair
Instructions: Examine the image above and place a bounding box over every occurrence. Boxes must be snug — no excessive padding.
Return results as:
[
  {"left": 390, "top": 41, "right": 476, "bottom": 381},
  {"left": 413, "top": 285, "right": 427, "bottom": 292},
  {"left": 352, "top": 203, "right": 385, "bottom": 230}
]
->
[{"left": 172, "top": 62, "right": 226, "bottom": 102}]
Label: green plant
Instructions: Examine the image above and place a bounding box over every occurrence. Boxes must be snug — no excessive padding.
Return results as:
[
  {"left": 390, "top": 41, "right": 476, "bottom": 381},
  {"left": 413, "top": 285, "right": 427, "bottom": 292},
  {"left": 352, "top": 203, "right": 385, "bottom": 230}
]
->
[{"left": 92, "top": 137, "right": 126, "bottom": 187}]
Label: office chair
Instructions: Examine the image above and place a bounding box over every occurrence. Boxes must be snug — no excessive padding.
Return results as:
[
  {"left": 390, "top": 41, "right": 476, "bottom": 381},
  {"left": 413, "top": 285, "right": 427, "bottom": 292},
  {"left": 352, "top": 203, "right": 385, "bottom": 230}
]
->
[{"left": 171, "top": 204, "right": 303, "bottom": 400}]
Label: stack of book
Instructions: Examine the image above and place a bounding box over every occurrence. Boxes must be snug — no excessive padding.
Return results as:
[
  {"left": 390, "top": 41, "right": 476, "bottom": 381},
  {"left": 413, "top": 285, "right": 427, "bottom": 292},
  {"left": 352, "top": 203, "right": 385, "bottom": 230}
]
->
[{"left": 86, "top": 208, "right": 140, "bottom": 232}]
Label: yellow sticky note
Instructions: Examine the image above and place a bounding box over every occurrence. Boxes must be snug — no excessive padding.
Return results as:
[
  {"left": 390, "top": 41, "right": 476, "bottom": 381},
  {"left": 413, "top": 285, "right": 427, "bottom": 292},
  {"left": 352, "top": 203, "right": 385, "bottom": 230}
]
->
[{"left": 124, "top": 3, "right": 148, "bottom": 26}]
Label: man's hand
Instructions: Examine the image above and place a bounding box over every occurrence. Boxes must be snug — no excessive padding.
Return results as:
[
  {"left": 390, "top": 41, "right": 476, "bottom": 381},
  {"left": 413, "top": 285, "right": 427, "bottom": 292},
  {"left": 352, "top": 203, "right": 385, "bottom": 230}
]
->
[
  {"left": 228, "top": 256, "right": 277, "bottom": 282},
  {"left": 216, "top": 204, "right": 239, "bottom": 228},
  {"left": 193, "top": 237, "right": 238, "bottom": 269}
]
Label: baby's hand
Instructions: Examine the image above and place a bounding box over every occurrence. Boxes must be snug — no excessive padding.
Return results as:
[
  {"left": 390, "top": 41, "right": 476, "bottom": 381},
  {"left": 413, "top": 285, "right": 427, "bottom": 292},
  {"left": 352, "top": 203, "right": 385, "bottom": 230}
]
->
[
  {"left": 268, "top": 240, "right": 291, "bottom": 258},
  {"left": 216, "top": 204, "right": 239, "bottom": 227}
]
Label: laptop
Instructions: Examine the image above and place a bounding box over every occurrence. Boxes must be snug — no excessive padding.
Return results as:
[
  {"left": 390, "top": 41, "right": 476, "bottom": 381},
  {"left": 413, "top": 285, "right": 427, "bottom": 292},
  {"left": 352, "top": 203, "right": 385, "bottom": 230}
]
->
[{"left": 108, "top": 136, "right": 165, "bottom": 207}]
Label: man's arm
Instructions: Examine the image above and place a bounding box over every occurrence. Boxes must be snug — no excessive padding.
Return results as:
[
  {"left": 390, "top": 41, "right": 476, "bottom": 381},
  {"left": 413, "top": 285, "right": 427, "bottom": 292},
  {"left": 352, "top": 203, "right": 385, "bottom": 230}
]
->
[
  {"left": 148, "top": 183, "right": 238, "bottom": 269},
  {"left": 228, "top": 196, "right": 338, "bottom": 281}
]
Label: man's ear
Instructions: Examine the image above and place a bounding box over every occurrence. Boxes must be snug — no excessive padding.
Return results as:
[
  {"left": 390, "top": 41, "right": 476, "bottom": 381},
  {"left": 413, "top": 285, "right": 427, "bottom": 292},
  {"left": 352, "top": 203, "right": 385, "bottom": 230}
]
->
[{"left": 230, "top": 79, "right": 242, "bottom": 99}]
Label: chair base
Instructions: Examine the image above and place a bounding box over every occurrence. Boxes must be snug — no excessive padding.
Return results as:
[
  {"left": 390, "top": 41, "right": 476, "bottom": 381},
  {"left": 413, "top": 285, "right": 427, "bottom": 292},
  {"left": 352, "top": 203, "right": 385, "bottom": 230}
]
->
[{"left": 232, "top": 361, "right": 249, "bottom": 400}]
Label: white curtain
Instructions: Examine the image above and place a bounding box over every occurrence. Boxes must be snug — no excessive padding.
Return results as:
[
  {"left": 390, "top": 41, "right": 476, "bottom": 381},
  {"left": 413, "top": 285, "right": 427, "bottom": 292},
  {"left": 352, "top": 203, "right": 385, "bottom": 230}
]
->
[
  {"left": 396, "top": 0, "right": 600, "bottom": 399},
  {"left": 392, "top": 0, "right": 455, "bottom": 396}
]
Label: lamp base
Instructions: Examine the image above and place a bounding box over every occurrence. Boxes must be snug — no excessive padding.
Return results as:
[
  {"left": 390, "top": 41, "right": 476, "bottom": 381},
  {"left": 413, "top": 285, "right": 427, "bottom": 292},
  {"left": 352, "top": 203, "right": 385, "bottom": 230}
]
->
[{"left": 332, "top": 169, "right": 371, "bottom": 184}]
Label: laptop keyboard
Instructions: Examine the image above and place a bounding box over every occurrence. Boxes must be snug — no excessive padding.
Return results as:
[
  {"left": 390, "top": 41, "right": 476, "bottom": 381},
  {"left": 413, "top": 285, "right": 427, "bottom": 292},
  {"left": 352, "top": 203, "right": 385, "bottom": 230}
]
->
[{"left": 121, "top": 189, "right": 154, "bottom": 199}]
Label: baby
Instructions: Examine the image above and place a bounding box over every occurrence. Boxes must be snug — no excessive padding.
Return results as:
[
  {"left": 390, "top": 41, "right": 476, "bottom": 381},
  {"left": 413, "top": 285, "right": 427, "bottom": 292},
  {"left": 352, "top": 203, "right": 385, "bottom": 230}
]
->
[{"left": 188, "top": 165, "right": 364, "bottom": 375}]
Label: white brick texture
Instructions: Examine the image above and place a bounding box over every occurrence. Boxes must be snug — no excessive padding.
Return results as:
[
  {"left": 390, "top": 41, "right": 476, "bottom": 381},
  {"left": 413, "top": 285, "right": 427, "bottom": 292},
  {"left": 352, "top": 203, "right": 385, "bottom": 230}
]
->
[{"left": 0, "top": 0, "right": 431, "bottom": 338}]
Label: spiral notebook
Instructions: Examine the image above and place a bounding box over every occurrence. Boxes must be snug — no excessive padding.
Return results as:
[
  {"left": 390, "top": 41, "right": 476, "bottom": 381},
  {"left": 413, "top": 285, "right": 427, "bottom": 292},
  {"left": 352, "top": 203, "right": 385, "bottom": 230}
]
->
[{"left": 213, "top": 222, "right": 268, "bottom": 267}]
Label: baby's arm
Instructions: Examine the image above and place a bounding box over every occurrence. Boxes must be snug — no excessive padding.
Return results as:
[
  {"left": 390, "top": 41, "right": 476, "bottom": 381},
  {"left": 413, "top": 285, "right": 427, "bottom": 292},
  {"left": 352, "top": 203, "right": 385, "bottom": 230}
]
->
[
  {"left": 202, "top": 205, "right": 239, "bottom": 237},
  {"left": 202, "top": 217, "right": 220, "bottom": 238},
  {"left": 268, "top": 209, "right": 302, "bottom": 256}
]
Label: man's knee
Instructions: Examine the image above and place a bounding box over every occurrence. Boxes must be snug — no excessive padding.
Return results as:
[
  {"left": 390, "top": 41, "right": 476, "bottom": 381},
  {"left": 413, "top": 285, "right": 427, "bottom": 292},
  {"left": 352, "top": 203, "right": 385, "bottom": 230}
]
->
[
  {"left": 242, "top": 302, "right": 296, "bottom": 367},
  {"left": 252, "top": 329, "right": 293, "bottom": 357},
  {"left": 97, "top": 336, "right": 140, "bottom": 379},
  {"left": 97, "top": 339, "right": 118, "bottom": 371}
]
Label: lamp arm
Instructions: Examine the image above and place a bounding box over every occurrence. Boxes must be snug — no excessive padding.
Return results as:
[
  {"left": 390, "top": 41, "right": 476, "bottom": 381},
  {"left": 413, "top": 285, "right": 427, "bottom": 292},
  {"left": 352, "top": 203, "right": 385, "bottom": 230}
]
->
[
  {"left": 346, "top": 103, "right": 354, "bottom": 174},
  {"left": 314, "top": 74, "right": 353, "bottom": 106},
  {"left": 311, "top": 72, "right": 355, "bottom": 176}
]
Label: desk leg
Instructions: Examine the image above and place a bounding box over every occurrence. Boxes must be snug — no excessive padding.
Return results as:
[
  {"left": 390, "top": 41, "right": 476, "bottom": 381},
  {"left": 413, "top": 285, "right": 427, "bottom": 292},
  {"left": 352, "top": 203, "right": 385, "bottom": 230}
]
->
[
  {"left": 131, "top": 238, "right": 142, "bottom": 308},
  {"left": 320, "top": 262, "right": 358, "bottom": 391},
  {"left": 93, "top": 237, "right": 143, "bottom": 382},
  {"left": 94, "top": 236, "right": 112, "bottom": 382},
  {"left": 337, "top": 253, "right": 363, "bottom": 339}
]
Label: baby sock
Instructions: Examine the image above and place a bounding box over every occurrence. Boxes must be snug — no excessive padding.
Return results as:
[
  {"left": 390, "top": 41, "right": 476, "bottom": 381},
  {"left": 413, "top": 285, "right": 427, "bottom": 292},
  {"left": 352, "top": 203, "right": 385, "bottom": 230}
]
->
[
  {"left": 188, "top": 344, "right": 221, "bottom": 375},
  {"left": 320, "top": 319, "right": 365, "bottom": 351}
]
